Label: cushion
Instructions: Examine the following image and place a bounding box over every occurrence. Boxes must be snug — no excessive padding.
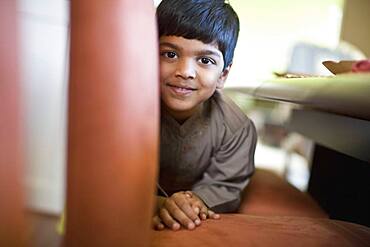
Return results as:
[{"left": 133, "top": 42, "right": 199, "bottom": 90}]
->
[
  {"left": 238, "top": 169, "right": 327, "bottom": 218},
  {"left": 151, "top": 214, "right": 370, "bottom": 247}
]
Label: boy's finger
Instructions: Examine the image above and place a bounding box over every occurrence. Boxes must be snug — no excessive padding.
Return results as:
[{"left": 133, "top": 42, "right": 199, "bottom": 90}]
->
[
  {"left": 159, "top": 208, "right": 180, "bottom": 231},
  {"left": 187, "top": 192, "right": 208, "bottom": 220},
  {"left": 152, "top": 215, "right": 165, "bottom": 230},
  {"left": 190, "top": 199, "right": 208, "bottom": 220},
  {"left": 191, "top": 206, "right": 201, "bottom": 225},
  {"left": 208, "top": 210, "right": 220, "bottom": 219},
  {"left": 192, "top": 202, "right": 207, "bottom": 220},
  {"left": 184, "top": 191, "right": 193, "bottom": 198},
  {"left": 192, "top": 206, "right": 200, "bottom": 215},
  {"left": 199, "top": 206, "right": 208, "bottom": 220}
]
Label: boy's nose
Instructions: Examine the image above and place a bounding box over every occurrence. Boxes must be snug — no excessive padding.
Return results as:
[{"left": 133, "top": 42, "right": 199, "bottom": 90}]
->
[{"left": 175, "top": 59, "right": 196, "bottom": 79}]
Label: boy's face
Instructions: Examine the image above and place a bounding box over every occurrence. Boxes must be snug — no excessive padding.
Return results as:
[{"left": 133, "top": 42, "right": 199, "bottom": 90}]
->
[{"left": 159, "top": 35, "right": 230, "bottom": 121}]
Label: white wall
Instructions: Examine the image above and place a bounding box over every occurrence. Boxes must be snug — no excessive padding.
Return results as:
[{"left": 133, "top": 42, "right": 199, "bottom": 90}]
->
[
  {"left": 341, "top": 0, "right": 370, "bottom": 57},
  {"left": 18, "top": 0, "right": 69, "bottom": 214}
]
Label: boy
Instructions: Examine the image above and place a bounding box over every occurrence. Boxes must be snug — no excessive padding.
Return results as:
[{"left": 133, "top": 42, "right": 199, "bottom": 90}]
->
[{"left": 154, "top": 0, "right": 257, "bottom": 231}]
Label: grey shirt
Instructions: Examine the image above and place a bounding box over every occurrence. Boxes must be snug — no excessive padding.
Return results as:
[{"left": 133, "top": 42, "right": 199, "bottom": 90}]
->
[{"left": 159, "top": 91, "right": 257, "bottom": 212}]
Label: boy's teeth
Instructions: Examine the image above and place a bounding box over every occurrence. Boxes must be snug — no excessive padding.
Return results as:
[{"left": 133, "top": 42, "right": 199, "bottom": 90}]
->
[
  {"left": 173, "top": 85, "right": 192, "bottom": 91},
  {"left": 176, "top": 87, "right": 188, "bottom": 92},
  {"left": 170, "top": 85, "right": 193, "bottom": 93}
]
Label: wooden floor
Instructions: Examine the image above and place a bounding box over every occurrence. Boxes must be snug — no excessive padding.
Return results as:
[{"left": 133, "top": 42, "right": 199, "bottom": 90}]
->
[{"left": 26, "top": 211, "right": 62, "bottom": 247}]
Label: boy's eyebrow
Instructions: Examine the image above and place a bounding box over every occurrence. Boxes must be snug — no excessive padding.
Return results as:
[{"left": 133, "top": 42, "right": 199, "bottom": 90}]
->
[
  {"left": 195, "top": 49, "right": 222, "bottom": 59},
  {"left": 160, "top": 42, "right": 222, "bottom": 59},
  {"left": 159, "top": 42, "right": 181, "bottom": 50}
]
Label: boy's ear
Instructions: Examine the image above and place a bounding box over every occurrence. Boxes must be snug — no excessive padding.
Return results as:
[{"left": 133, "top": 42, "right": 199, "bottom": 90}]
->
[{"left": 216, "top": 63, "right": 232, "bottom": 89}]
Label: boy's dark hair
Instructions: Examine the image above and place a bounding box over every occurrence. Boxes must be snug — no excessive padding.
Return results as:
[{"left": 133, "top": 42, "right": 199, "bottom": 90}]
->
[{"left": 156, "top": 0, "right": 239, "bottom": 70}]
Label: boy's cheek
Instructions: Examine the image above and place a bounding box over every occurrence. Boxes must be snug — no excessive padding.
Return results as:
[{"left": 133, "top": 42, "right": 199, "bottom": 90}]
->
[
  {"left": 159, "top": 60, "right": 176, "bottom": 78},
  {"left": 159, "top": 72, "right": 167, "bottom": 82}
]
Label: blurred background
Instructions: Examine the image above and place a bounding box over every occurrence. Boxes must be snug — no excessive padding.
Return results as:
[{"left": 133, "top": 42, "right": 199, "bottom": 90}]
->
[{"left": 18, "top": 0, "right": 368, "bottom": 217}]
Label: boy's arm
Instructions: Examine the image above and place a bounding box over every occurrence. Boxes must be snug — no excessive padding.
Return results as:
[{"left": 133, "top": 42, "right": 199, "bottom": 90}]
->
[{"left": 192, "top": 120, "right": 257, "bottom": 212}]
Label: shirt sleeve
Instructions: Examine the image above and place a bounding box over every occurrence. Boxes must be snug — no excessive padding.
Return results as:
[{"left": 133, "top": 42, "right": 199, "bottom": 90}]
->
[{"left": 191, "top": 119, "right": 257, "bottom": 213}]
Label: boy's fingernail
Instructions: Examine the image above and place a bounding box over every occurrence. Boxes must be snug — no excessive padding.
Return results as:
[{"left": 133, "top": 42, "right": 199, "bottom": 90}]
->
[
  {"left": 172, "top": 223, "right": 180, "bottom": 230},
  {"left": 188, "top": 222, "right": 195, "bottom": 229},
  {"left": 194, "top": 207, "right": 200, "bottom": 214},
  {"left": 195, "top": 219, "right": 201, "bottom": 225},
  {"left": 214, "top": 214, "right": 220, "bottom": 219},
  {"left": 201, "top": 213, "right": 207, "bottom": 220}
]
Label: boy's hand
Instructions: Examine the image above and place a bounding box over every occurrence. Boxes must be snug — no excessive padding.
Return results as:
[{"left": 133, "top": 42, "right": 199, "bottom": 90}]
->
[
  {"left": 153, "top": 191, "right": 220, "bottom": 231},
  {"left": 154, "top": 192, "right": 200, "bottom": 231}
]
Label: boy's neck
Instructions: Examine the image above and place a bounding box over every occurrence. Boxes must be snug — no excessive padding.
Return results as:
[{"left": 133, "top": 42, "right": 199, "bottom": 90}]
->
[{"left": 162, "top": 102, "right": 203, "bottom": 125}]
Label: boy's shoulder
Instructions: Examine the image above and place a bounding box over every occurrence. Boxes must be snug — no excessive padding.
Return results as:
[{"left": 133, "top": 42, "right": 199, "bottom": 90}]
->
[{"left": 207, "top": 91, "right": 252, "bottom": 134}]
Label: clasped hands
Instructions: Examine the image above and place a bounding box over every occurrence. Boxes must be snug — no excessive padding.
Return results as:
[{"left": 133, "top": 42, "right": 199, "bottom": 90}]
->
[{"left": 153, "top": 191, "right": 220, "bottom": 231}]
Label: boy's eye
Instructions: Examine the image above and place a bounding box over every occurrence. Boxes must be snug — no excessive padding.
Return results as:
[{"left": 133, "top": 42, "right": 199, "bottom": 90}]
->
[
  {"left": 199, "top": 57, "right": 216, "bottom": 65},
  {"left": 162, "top": 51, "right": 177, "bottom": 59}
]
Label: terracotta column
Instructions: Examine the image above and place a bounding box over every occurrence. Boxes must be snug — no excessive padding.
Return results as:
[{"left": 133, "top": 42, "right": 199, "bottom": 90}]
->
[
  {"left": 0, "top": 1, "right": 27, "bottom": 246},
  {"left": 66, "top": 0, "right": 159, "bottom": 246}
]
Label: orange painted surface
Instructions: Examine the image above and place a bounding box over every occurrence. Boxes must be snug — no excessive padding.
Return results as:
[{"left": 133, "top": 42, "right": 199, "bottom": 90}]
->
[
  {"left": 0, "top": 1, "right": 27, "bottom": 246},
  {"left": 66, "top": 0, "right": 159, "bottom": 246}
]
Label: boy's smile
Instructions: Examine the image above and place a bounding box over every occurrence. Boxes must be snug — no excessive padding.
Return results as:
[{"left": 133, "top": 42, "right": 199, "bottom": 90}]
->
[
  {"left": 166, "top": 83, "right": 196, "bottom": 96},
  {"left": 159, "top": 35, "right": 230, "bottom": 122}
]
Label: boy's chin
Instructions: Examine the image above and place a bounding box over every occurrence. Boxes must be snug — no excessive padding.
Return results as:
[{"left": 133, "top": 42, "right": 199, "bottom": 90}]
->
[
  {"left": 162, "top": 98, "right": 192, "bottom": 110},
  {"left": 165, "top": 105, "right": 195, "bottom": 113},
  {"left": 162, "top": 101, "right": 199, "bottom": 115}
]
